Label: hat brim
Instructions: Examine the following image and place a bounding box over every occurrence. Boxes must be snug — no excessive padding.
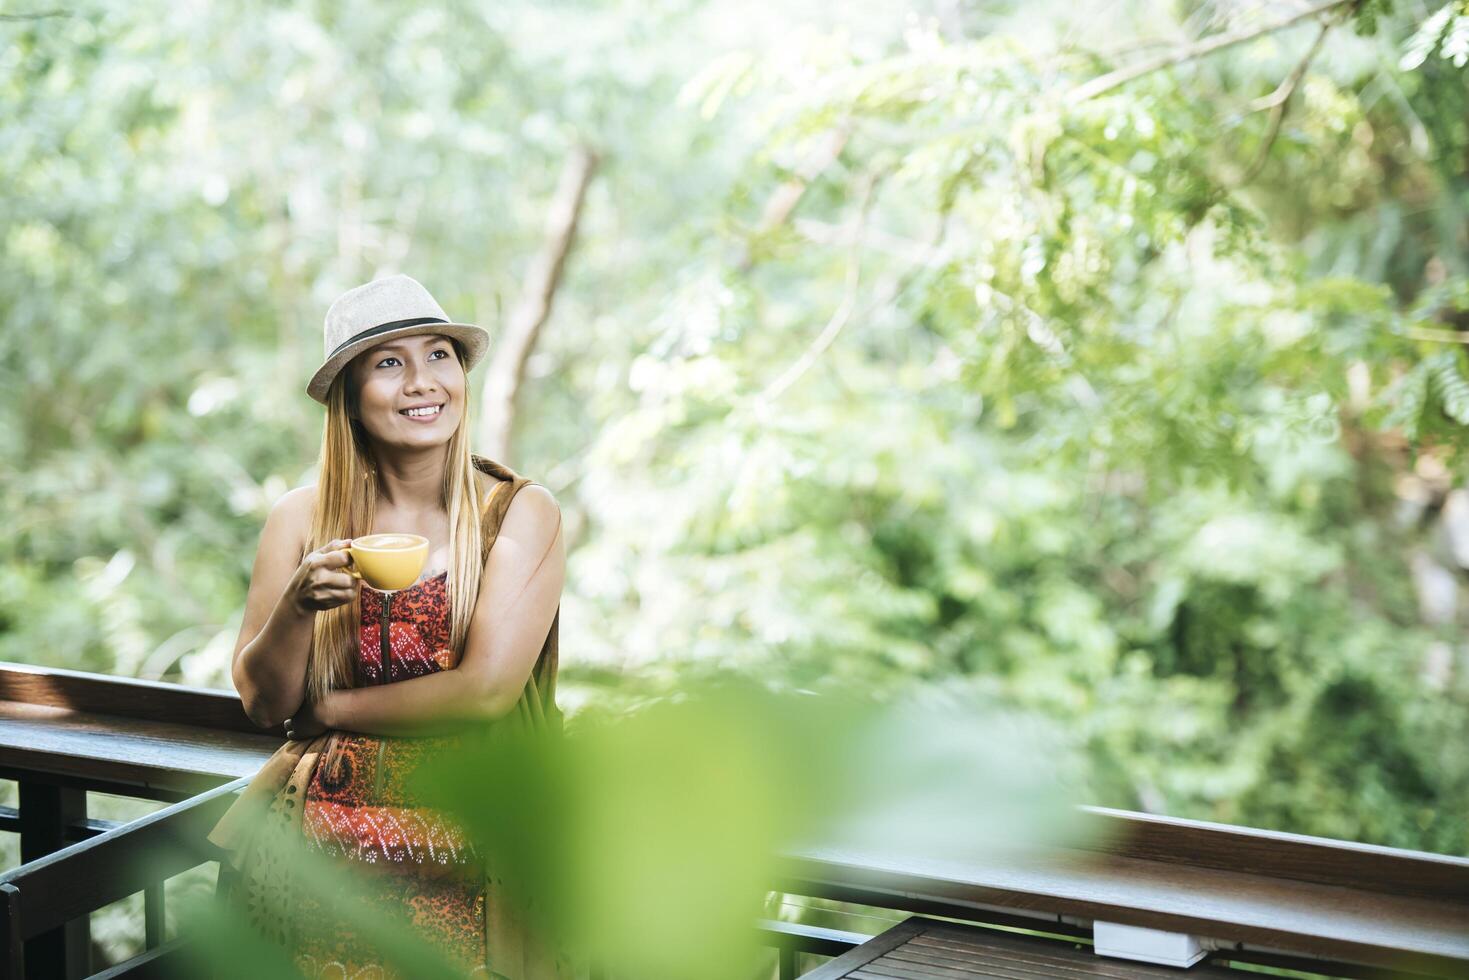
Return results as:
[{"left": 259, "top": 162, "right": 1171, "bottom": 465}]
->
[{"left": 306, "top": 323, "right": 491, "bottom": 404}]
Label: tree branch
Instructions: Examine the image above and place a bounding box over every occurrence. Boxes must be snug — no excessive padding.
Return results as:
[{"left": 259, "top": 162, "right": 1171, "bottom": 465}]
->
[
  {"left": 736, "top": 125, "right": 851, "bottom": 272},
  {"left": 753, "top": 173, "right": 878, "bottom": 409},
  {"left": 478, "top": 144, "right": 599, "bottom": 461},
  {"left": 1236, "top": 17, "right": 1333, "bottom": 186},
  {"left": 791, "top": 217, "right": 941, "bottom": 265},
  {"left": 1065, "top": 0, "right": 1352, "bottom": 104},
  {"left": 1406, "top": 326, "right": 1469, "bottom": 345}
]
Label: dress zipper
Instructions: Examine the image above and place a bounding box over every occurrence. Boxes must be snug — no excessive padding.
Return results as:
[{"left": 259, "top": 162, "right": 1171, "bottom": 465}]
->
[
  {"left": 373, "top": 590, "right": 391, "bottom": 799},
  {"left": 379, "top": 591, "right": 393, "bottom": 683}
]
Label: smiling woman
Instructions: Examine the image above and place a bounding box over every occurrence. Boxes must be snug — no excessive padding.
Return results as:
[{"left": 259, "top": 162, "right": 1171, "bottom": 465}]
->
[{"left": 215, "top": 273, "right": 571, "bottom": 980}]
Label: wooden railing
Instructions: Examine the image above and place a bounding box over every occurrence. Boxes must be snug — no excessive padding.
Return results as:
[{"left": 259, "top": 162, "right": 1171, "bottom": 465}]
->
[
  {"left": 0, "top": 663, "right": 280, "bottom": 978},
  {"left": 0, "top": 777, "right": 247, "bottom": 979},
  {"left": 2, "top": 662, "right": 1466, "bottom": 979}
]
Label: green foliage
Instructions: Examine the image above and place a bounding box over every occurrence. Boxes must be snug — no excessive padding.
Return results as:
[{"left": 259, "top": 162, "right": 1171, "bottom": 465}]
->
[
  {"left": 1354, "top": 0, "right": 1397, "bottom": 37},
  {"left": 185, "top": 671, "right": 1462, "bottom": 973},
  {"left": 1399, "top": 1, "right": 1469, "bottom": 68},
  {"left": 178, "top": 678, "right": 1083, "bottom": 978},
  {"left": 653, "top": 1, "right": 1469, "bottom": 854},
  {"left": 1239, "top": 670, "right": 1466, "bottom": 852}
]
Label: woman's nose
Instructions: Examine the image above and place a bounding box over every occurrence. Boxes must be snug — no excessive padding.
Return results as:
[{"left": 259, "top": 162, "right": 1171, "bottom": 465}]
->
[{"left": 403, "top": 361, "right": 438, "bottom": 392}]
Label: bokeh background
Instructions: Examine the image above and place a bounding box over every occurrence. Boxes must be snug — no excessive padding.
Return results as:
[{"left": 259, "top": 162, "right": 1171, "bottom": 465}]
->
[{"left": 3, "top": 0, "right": 1468, "bottom": 963}]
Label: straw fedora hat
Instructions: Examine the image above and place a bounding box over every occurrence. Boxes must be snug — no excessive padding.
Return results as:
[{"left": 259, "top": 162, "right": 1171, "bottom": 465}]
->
[{"left": 306, "top": 274, "right": 491, "bottom": 404}]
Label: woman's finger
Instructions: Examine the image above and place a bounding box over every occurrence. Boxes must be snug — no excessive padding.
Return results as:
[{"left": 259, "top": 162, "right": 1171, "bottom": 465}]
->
[{"left": 322, "top": 566, "right": 356, "bottom": 585}]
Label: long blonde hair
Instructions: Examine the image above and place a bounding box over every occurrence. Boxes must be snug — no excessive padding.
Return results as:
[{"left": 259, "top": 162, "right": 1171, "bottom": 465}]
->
[{"left": 302, "top": 340, "right": 486, "bottom": 704}]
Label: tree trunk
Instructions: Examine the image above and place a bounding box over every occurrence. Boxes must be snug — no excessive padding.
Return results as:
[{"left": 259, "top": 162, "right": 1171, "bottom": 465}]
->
[{"left": 478, "top": 145, "right": 599, "bottom": 462}]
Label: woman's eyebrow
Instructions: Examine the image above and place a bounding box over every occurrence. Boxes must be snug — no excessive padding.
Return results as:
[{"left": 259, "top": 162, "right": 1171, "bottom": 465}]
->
[{"left": 370, "top": 337, "right": 450, "bottom": 356}]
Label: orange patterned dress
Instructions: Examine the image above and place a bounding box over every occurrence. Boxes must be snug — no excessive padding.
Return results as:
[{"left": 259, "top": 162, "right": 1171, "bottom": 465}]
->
[{"left": 293, "top": 569, "right": 491, "bottom": 979}]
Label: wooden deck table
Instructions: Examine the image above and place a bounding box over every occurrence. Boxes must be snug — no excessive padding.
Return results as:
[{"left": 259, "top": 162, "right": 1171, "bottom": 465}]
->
[{"left": 800, "top": 916, "right": 1246, "bottom": 979}]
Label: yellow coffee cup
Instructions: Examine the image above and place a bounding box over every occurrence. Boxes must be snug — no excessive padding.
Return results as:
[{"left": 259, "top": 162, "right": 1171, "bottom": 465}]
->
[{"left": 346, "top": 533, "right": 430, "bottom": 591}]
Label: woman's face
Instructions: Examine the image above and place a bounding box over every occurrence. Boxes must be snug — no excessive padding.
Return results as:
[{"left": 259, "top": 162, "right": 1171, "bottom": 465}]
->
[{"left": 348, "top": 333, "right": 466, "bottom": 450}]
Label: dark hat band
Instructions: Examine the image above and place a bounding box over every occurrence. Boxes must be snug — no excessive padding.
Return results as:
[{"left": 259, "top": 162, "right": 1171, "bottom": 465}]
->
[{"left": 329, "top": 316, "right": 449, "bottom": 359}]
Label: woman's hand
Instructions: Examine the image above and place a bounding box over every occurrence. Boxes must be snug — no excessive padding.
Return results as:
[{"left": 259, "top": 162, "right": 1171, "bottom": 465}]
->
[
  {"left": 288, "top": 538, "right": 358, "bottom": 615},
  {"left": 284, "top": 697, "right": 329, "bottom": 740}
]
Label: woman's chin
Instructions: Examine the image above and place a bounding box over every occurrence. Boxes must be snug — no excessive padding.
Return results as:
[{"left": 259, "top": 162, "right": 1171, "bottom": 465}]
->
[{"left": 367, "top": 418, "right": 459, "bottom": 448}]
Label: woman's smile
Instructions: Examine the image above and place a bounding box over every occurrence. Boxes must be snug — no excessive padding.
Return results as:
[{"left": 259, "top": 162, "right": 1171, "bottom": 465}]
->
[{"left": 398, "top": 402, "right": 445, "bottom": 423}]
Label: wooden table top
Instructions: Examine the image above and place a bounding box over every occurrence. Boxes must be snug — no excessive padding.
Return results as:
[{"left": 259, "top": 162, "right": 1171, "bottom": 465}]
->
[{"left": 801, "top": 916, "right": 1245, "bottom": 979}]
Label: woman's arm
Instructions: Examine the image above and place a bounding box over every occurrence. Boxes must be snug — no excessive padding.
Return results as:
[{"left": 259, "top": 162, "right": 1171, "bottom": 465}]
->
[
  {"left": 318, "top": 485, "right": 566, "bottom": 738},
  {"left": 233, "top": 487, "right": 317, "bottom": 729}
]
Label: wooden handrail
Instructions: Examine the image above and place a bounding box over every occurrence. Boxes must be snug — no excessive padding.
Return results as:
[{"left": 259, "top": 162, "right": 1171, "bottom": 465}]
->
[
  {"left": 1078, "top": 804, "right": 1469, "bottom": 903},
  {"left": 0, "top": 662, "right": 272, "bottom": 736}
]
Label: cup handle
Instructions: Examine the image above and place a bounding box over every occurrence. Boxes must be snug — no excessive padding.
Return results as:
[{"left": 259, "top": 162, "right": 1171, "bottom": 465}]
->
[{"left": 344, "top": 556, "right": 363, "bottom": 580}]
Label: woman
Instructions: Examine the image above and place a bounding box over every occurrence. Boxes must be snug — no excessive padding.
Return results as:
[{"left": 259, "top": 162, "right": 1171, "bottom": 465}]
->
[{"left": 216, "top": 273, "right": 568, "bottom": 979}]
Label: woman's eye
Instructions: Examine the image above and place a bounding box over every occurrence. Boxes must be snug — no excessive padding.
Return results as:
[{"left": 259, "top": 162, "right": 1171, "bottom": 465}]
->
[{"left": 375, "top": 349, "right": 449, "bottom": 368}]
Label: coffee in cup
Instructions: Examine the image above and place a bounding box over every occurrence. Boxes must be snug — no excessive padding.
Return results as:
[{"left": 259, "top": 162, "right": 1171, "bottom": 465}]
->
[{"left": 346, "top": 533, "right": 430, "bottom": 591}]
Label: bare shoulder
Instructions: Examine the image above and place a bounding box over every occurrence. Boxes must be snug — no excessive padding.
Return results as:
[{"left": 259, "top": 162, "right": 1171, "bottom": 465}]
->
[
  {"left": 263, "top": 484, "right": 316, "bottom": 555},
  {"left": 498, "top": 484, "right": 562, "bottom": 547},
  {"left": 507, "top": 483, "right": 560, "bottom": 524},
  {"left": 272, "top": 483, "right": 317, "bottom": 524}
]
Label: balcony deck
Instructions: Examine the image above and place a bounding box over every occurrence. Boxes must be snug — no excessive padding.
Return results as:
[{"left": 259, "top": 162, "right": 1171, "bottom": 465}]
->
[{"left": 3, "top": 661, "right": 1467, "bottom": 980}]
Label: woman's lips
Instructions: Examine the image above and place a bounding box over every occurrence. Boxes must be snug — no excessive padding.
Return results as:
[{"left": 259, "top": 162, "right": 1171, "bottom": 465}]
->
[{"left": 398, "top": 404, "right": 444, "bottom": 423}]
